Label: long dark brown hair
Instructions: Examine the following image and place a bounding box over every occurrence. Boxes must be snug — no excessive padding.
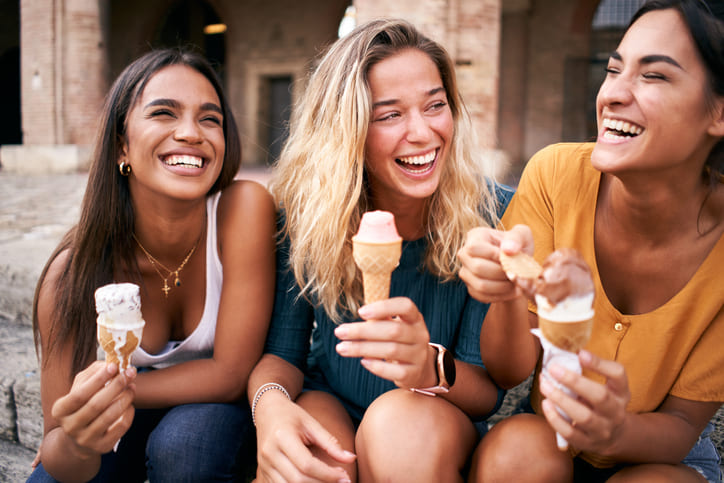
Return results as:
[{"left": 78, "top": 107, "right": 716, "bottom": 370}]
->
[{"left": 32, "top": 48, "right": 242, "bottom": 375}]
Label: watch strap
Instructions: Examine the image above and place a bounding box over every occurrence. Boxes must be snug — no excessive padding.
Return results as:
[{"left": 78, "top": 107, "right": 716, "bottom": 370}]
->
[{"left": 410, "top": 343, "right": 452, "bottom": 396}]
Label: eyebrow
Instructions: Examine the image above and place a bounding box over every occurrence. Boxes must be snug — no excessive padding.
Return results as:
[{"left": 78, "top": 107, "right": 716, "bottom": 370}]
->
[
  {"left": 144, "top": 98, "right": 223, "bottom": 114},
  {"left": 610, "top": 51, "right": 683, "bottom": 70},
  {"left": 371, "top": 86, "right": 446, "bottom": 109}
]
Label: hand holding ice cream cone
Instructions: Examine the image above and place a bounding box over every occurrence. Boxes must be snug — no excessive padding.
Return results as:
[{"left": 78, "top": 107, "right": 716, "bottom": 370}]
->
[
  {"left": 501, "top": 247, "right": 595, "bottom": 450},
  {"left": 352, "top": 211, "right": 403, "bottom": 304}
]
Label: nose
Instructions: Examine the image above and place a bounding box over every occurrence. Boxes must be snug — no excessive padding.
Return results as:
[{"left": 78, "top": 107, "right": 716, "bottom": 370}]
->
[
  {"left": 597, "top": 72, "right": 634, "bottom": 108},
  {"left": 405, "top": 110, "right": 433, "bottom": 144},
  {"left": 174, "top": 115, "right": 203, "bottom": 144}
]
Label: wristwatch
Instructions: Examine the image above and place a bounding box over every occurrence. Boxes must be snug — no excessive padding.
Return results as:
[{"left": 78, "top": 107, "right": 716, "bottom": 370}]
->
[{"left": 410, "top": 343, "right": 456, "bottom": 396}]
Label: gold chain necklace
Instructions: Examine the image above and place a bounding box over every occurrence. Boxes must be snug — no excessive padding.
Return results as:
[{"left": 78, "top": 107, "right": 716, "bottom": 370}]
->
[{"left": 132, "top": 232, "right": 202, "bottom": 297}]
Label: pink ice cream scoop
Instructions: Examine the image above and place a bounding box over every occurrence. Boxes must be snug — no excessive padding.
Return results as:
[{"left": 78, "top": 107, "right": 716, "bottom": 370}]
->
[{"left": 353, "top": 210, "right": 402, "bottom": 243}]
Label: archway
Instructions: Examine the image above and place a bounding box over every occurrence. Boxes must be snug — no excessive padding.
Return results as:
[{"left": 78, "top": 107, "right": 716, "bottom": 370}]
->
[
  {"left": 0, "top": 0, "right": 21, "bottom": 147},
  {"left": 154, "top": 0, "right": 227, "bottom": 84}
]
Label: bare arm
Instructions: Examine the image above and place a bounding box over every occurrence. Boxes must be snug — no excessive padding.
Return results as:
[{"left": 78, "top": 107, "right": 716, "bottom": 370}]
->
[
  {"left": 134, "top": 180, "right": 276, "bottom": 407},
  {"left": 36, "top": 252, "right": 136, "bottom": 482},
  {"left": 457, "top": 225, "right": 540, "bottom": 388}
]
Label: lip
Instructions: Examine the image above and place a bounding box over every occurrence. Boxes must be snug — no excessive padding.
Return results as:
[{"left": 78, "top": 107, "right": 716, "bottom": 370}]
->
[{"left": 395, "top": 148, "right": 438, "bottom": 177}]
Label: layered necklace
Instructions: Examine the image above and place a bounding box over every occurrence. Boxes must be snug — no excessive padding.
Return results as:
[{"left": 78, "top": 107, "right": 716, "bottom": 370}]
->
[{"left": 133, "top": 229, "right": 204, "bottom": 297}]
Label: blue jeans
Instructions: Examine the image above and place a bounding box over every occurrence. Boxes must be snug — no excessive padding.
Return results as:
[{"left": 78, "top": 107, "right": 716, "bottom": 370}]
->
[
  {"left": 682, "top": 422, "right": 722, "bottom": 483},
  {"left": 26, "top": 402, "right": 255, "bottom": 482}
]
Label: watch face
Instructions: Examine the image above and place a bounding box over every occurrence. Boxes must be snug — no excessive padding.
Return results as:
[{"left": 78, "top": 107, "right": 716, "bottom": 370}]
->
[{"left": 442, "top": 349, "right": 456, "bottom": 386}]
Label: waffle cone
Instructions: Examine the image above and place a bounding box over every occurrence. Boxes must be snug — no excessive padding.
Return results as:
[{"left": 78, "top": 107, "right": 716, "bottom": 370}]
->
[
  {"left": 97, "top": 323, "right": 143, "bottom": 371},
  {"left": 538, "top": 316, "right": 592, "bottom": 353},
  {"left": 352, "top": 239, "right": 402, "bottom": 304}
]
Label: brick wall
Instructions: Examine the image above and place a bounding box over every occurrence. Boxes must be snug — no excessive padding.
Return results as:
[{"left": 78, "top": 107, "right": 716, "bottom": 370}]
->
[
  {"left": 20, "top": 0, "right": 107, "bottom": 147},
  {"left": 20, "top": 0, "right": 57, "bottom": 144}
]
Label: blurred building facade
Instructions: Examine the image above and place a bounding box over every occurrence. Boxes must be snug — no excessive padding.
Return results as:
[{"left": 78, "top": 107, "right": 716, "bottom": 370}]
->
[{"left": 0, "top": 0, "right": 642, "bottom": 182}]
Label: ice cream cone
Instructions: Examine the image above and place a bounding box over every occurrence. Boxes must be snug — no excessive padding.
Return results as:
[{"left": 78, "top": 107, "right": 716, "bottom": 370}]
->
[
  {"left": 352, "top": 239, "right": 402, "bottom": 304},
  {"left": 538, "top": 316, "right": 592, "bottom": 353},
  {"left": 95, "top": 283, "right": 145, "bottom": 372},
  {"left": 97, "top": 322, "right": 144, "bottom": 370},
  {"left": 352, "top": 211, "right": 403, "bottom": 305}
]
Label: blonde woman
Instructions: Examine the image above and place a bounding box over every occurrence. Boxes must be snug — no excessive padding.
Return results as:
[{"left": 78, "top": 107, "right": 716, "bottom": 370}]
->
[{"left": 248, "top": 19, "right": 515, "bottom": 482}]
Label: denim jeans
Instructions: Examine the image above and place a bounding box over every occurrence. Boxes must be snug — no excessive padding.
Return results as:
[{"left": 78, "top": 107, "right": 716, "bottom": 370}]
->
[
  {"left": 682, "top": 422, "right": 722, "bottom": 483},
  {"left": 26, "top": 402, "right": 255, "bottom": 482}
]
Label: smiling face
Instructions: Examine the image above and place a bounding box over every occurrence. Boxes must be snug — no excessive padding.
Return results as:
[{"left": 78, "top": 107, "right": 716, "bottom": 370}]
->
[
  {"left": 120, "top": 64, "right": 225, "bottom": 202},
  {"left": 591, "top": 8, "right": 722, "bottom": 179},
  {"left": 364, "top": 48, "right": 453, "bottom": 209}
]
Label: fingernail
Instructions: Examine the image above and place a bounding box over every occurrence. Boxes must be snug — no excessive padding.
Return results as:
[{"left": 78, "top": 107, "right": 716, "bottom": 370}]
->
[
  {"left": 334, "top": 326, "right": 348, "bottom": 338},
  {"left": 358, "top": 305, "right": 371, "bottom": 318},
  {"left": 579, "top": 349, "right": 592, "bottom": 363},
  {"left": 336, "top": 342, "right": 350, "bottom": 354},
  {"left": 106, "top": 363, "right": 118, "bottom": 375},
  {"left": 501, "top": 239, "right": 519, "bottom": 252},
  {"left": 548, "top": 364, "right": 564, "bottom": 378},
  {"left": 539, "top": 377, "right": 552, "bottom": 395}
]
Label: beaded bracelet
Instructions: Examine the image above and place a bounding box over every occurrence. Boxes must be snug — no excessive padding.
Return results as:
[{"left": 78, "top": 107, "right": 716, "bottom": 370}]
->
[{"left": 252, "top": 382, "right": 291, "bottom": 426}]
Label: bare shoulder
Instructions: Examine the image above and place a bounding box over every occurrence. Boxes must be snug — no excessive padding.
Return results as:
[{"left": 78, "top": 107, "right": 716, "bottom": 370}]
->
[
  {"left": 217, "top": 179, "right": 275, "bottom": 220},
  {"left": 216, "top": 180, "right": 277, "bottom": 254}
]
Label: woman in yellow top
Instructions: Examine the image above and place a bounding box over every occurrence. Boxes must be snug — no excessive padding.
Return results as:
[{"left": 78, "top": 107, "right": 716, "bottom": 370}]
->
[{"left": 457, "top": 0, "right": 724, "bottom": 481}]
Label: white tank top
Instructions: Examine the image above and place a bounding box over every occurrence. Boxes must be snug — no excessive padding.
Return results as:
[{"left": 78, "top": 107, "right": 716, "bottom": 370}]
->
[{"left": 130, "top": 192, "right": 223, "bottom": 369}]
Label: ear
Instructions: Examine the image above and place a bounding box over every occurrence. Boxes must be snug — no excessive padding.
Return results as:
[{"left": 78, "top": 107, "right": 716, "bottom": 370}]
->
[
  {"left": 707, "top": 97, "right": 724, "bottom": 138},
  {"left": 116, "top": 135, "right": 128, "bottom": 167}
]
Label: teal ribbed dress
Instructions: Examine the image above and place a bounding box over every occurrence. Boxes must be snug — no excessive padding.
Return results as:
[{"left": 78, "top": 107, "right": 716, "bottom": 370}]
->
[{"left": 265, "top": 184, "right": 513, "bottom": 423}]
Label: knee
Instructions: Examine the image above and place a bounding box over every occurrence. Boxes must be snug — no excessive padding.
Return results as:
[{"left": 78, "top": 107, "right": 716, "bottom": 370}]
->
[
  {"left": 469, "top": 414, "right": 572, "bottom": 483},
  {"left": 357, "top": 390, "right": 475, "bottom": 479}
]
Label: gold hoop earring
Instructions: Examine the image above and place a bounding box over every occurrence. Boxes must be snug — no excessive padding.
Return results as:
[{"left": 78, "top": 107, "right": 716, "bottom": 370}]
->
[{"left": 119, "top": 162, "right": 132, "bottom": 176}]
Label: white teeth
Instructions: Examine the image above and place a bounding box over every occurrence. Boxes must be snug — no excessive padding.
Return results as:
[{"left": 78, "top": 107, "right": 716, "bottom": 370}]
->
[
  {"left": 397, "top": 151, "right": 436, "bottom": 165},
  {"left": 164, "top": 155, "right": 202, "bottom": 168},
  {"left": 602, "top": 118, "right": 643, "bottom": 135}
]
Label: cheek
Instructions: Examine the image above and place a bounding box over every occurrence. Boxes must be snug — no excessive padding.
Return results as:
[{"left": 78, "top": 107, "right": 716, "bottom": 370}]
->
[{"left": 433, "top": 114, "right": 454, "bottom": 141}]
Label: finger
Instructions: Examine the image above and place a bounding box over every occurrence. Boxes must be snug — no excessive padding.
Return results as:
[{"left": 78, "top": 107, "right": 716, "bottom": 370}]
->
[
  {"left": 336, "top": 317, "right": 422, "bottom": 346},
  {"left": 360, "top": 357, "right": 414, "bottom": 384},
  {"left": 539, "top": 375, "right": 590, "bottom": 432},
  {"left": 55, "top": 371, "right": 134, "bottom": 434},
  {"left": 97, "top": 404, "right": 135, "bottom": 453},
  {"left": 276, "top": 426, "right": 355, "bottom": 481},
  {"left": 579, "top": 350, "right": 629, "bottom": 395},
  {"left": 31, "top": 448, "right": 41, "bottom": 468},
  {"left": 52, "top": 363, "right": 119, "bottom": 419},
  {"left": 458, "top": 265, "right": 516, "bottom": 298},
  {"left": 501, "top": 225, "right": 534, "bottom": 255},
  {"left": 357, "top": 297, "right": 422, "bottom": 325},
  {"left": 544, "top": 362, "right": 608, "bottom": 409},
  {"left": 540, "top": 398, "right": 580, "bottom": 444},
  {"left": 337, "top": 338, "right": 421, "bottom": 365},
  {"left": 72, "top": 386, "right": 136, "bottom": 453},
  {"left": 461, "top": 227, "right": 504, "bottom": 258},
  {"left": 92, "top": 385, "right": 136, "bottom": 436}
]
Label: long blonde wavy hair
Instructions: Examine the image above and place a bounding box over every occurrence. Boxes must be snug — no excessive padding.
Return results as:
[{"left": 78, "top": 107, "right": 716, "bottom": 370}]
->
[{"left": 271, "top": 18, "right": 500, "bottom": 322}]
